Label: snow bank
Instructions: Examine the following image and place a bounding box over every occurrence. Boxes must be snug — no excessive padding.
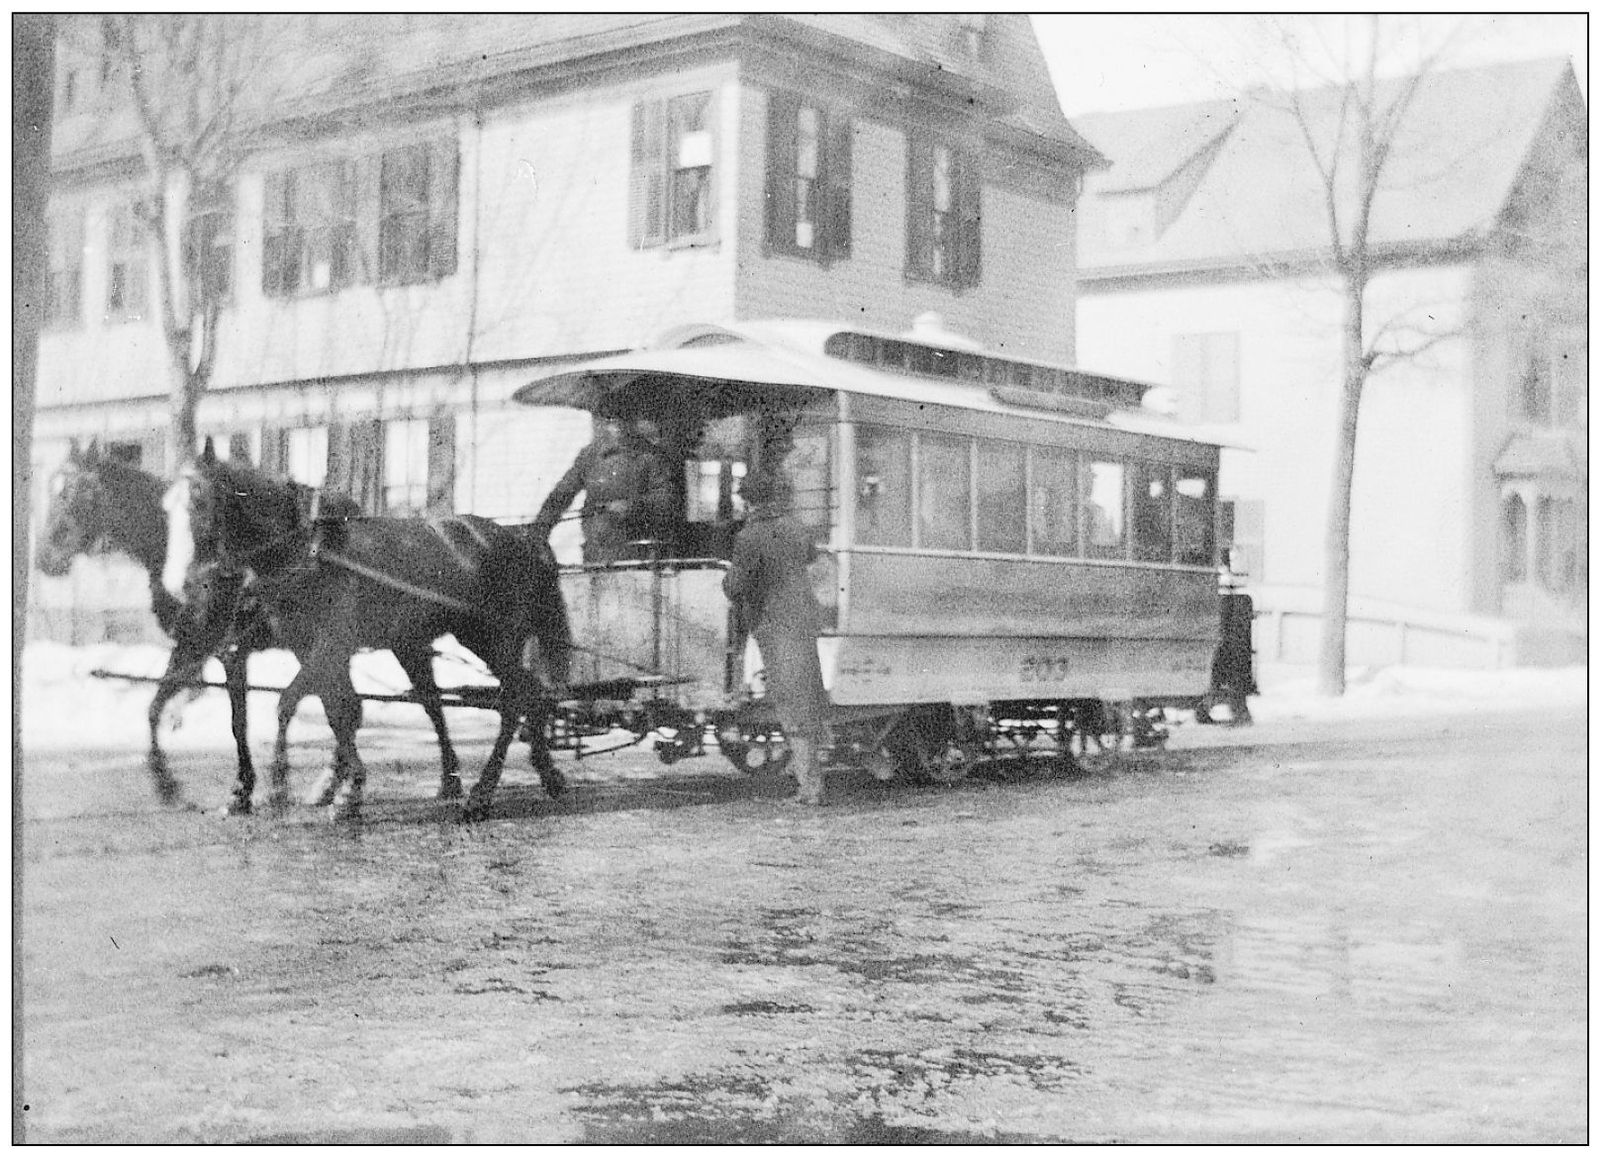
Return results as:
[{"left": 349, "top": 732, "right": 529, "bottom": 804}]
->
[
  {"left": 1250, "top": 662, "right": 1587, "bottom": 723},
  {"left": 18, "top": 641, "right": 503, "bottom": 754}
]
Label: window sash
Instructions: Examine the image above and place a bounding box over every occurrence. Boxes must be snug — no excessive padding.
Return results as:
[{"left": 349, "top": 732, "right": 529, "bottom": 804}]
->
[
  {"left": 104, "top": 203, "right": 148, "bottom": 320},
  {"left": 383, "top": 418, "right": 431, "bottom": 514},
  {"left": 906, "top": 130, "right": 980, "bottom": 287},
  {"left": 263, "top": 139, "right": 457, "bottom": 297}
]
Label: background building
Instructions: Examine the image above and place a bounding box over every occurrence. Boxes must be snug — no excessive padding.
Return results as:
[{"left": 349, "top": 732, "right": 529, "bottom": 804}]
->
[
  {"left": 1072, "top": 57, "right": 1585, "bottom": 666},
  {"left": 31, "top": 14, "right": 1103, "bottom": 641}
]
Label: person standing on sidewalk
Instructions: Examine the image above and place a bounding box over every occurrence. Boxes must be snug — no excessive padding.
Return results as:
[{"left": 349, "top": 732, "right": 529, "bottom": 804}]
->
[{"left": 723, "top": 472, "right": 831, "bottom": 805}]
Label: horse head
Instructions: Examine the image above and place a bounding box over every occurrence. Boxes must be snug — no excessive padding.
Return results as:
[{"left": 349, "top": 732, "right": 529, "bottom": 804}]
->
[
  {"left": 161, "top": 449, "right": 312, "bottom": 600},
  {"left": 37, "top": 442, "right": 110, "bottom": 577}
]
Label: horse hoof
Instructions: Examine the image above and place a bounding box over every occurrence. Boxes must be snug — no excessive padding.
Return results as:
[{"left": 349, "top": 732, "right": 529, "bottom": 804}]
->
[
  {"left": 225, "top": 796, "right": 252, "bottom": 817},
  {"left": 329, "top": 803, "right": 362, "bottom": 823},
  {"left": 438, "top": 776, "right": 464, "bottom": 801},
  {"left": 153, "top": 774, "right": 183, "bottom": 807},
  {"left": 461, "top": 794, "right": 493, "bottom": 823},
  {"left": 305, "top": 768, "right": 340, "bottom": 807}
]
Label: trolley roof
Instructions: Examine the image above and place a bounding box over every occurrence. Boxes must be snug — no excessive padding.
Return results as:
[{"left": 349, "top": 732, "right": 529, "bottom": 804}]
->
[{"left": 514, "top": 320, "right": 1245, "bottom": 449}]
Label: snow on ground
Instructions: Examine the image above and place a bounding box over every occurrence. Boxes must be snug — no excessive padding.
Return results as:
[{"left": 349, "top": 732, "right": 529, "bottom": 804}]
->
[
  {"left": 1250, "top": 661, "right": 1587, "bottom": 722},
  {"left": 16, "top": 641, "right": 1587, "bottom": 756},
  {"left": 18, "top": 640, "right": 505, "bottom": 755}
]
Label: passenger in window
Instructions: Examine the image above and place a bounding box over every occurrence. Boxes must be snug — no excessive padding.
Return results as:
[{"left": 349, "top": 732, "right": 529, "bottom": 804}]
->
[{"left": 724, "top": 470, "right": 832, "bottom": 806}]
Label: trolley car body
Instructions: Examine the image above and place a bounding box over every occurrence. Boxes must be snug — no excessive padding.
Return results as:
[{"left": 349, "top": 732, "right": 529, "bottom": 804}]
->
[{"left": 516, "top": 320, "right": 1238, "bottom": 769}]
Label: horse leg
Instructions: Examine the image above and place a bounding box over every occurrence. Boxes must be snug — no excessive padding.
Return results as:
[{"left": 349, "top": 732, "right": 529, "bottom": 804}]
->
[
  {"left": 269, "top": 663, "right": 330, "bottom": 808},
  {"left": 393, "top": 642, "right": 461, "bottom": 800},
  {"left": 320, "top": 679, "right": 366, "bottom": 822},
  {"left": 147, "top": 644, "right": 210, "bottom": 807},
  {"left": 220, "top": 646, "right": 255, "bottom": 815},
  {"left": 464, "top": 662, "right": 561, "bottom": 821}
]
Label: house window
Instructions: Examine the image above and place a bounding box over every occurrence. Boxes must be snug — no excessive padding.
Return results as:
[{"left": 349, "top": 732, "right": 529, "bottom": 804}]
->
[
  {"left": 183, "top": 181, "right": 234, "bottom": 307},
  {"left": 380, "top": 415, "right": 455, "bottom": 515},
  {"left": 905, "top": 130, "right": 981, "bottom": 288},
  {"left": 1517, "top": 331, "right": 1585, "bottom": 427},
  {"left": 104, "top": 202, "right": 149, "bottom": 322},
  {"left": 378, "top": 141, "right": 459, "bottom": 284},
  {"left": 958, "top": 14, "right": 988, "bottom": 59},
  {"left": 629, "top": 91, "right": 717, "bottom": 249},
  {"left": 283, "top": 426, "right": 329, "bottom": 489},
  {"left": 1172, "top": 332, "right": 1240, "bottom": 423},
  {"left": 764, "top": 92, "right": 852, "bottom": 261},
  {"left": 209, "top": 430, "right": 257, "bottom": 464},
  {"left": 263, "top": 161, "right": 356, "bottom": 296},
  {"left": 45, "top": 206, "right": 83, "bottom": 327},
  {"left": 262, "top": 139, "right": 457, "bottom": 297},
  {"left": 383, "top": 418, "right": 430, "bottom": 514}
]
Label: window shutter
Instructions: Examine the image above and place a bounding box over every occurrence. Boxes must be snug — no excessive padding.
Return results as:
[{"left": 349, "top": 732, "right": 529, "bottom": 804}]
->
[
  {"left": 629, "top": 98, "right": 667, "bottom": 249},
  {"left": 351, "top": 153, "right": 382, "bottom": 285},
  {"left": 261, "top": 170, "right": 286, "bottom": 294},
  {"left": 764, "top": 90, "right": 798, "bottom": 252},
  {"left": 426, "top": 413, "right": 456, "bottom": 515},
  {"left": 354, "top": 420, "right": 383, "bottom": 513},
  {"left": 326, "top": 421, "right": 381, "bottom": 511},
  {"left": 260, "top": 427, "right": 288, "bottom": 476},
  {"left": 824, "top": 113, "right": 854, "bottom": 260},
  {"left": 954, "top": 148, "right": 983, "bottom": 287},
  {"left": 905, "top": 130, "right": 934, "bottom": 277},
  {"left": 428, "top": 137, "right": 459, "bottom": 278}
]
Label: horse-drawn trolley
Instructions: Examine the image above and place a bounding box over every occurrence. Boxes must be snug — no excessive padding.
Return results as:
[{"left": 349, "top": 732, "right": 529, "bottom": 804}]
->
[{"left": 516, "top": 319, "right": 1253, "bottom": 783}]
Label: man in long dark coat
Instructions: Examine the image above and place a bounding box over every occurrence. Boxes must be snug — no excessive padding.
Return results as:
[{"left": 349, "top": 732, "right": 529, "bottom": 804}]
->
[
  {"left": 532, "top": 416, "right": 692, "bottom": 563},
  {"left": 723, "top": 473, "right": 831, "bottom": 805}
]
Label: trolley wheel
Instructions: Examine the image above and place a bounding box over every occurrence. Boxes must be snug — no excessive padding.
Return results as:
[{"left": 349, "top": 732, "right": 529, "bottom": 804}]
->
[
  {"left": 718, "top": 729, "right": 792, "bottom": 776},
  {"left": 885, "top": 706, "right": 979, "bottom": 786}
]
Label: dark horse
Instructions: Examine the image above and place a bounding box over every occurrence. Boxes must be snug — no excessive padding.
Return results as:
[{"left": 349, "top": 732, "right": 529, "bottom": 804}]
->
[
  {"left": 163, "top": 443, "right": 572, "bottom": 821},
  {"left": 35, "top": 440, "right": 273, "bottom": 813}
]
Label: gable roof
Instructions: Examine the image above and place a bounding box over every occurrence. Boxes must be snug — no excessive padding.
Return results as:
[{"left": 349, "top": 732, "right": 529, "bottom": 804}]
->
[
  {"left": 1074, "top": 56, "right": 1582, "bottom": 275},
  {"left": 53, "top": 14, "right": 1099, "bottom": 170}
]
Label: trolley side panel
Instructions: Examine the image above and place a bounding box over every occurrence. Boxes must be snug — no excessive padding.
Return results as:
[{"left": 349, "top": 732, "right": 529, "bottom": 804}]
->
[
  {"left": 823, "top": 633, "right": 1214, "bottom": 707},
  {"left": 842, "top": 551, "right": 1220, "bottom": 640}
]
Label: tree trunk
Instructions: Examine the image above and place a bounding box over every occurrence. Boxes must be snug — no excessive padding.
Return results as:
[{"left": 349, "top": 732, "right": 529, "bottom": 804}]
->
[{"left": 1317, "top": 274, "right": 1368, "bottom": 696}]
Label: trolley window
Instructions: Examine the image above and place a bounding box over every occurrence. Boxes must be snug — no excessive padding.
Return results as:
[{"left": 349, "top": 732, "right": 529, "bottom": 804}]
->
[
  {"left": 977, "top": 439, "right": 1027, "bottom": 553},
  {"left": 855, "top": 425, "right": 912, "bottom": 546},
  {"left": 917, "top": 432, "right": 972, "bottom": 550},
  {"left": 780, "top": 420, "right": 835, "bottom": 534},
  {"left": 1174, "top": 467, "right": 1216, "bottom": 566},
  {"left": 1082, "top": 458, "right": 1126, "bottom": 560},
  {"left": 1130, "top": 460, "right": 1174, "bottom": 563},
  {"left": 1029, "top": 446, "right": 1079, "bottom": 558}
]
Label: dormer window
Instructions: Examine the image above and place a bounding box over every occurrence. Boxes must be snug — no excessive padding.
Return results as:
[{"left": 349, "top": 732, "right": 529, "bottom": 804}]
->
[{"left": 958, "top": 14, "right": 988, "bottom": 59}]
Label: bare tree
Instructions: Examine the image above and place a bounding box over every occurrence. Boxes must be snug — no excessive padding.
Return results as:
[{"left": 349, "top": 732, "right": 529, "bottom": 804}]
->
[
  {"left": 1260, "top": 15, "right": 1465, "bottom": 695},
  {"left": 97, "top": 15, "right": 285, "bottom": 461}
]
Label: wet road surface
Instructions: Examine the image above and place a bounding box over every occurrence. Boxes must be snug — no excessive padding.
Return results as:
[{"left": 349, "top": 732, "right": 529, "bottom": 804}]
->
[{"left": 18, "top": 706, "right": 1586, "bottom": 1142}]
